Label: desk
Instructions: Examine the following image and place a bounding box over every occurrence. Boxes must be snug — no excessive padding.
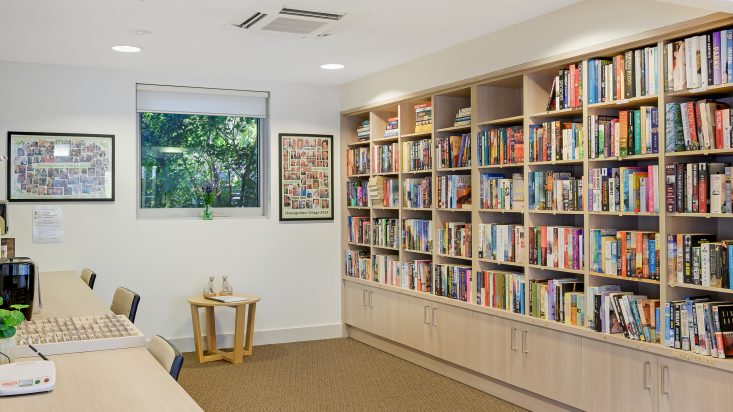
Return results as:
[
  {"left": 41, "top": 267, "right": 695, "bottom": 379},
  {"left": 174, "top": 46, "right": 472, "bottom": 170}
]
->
[{"left": 1, "top": 271, "right": 202, "bottom": 411}]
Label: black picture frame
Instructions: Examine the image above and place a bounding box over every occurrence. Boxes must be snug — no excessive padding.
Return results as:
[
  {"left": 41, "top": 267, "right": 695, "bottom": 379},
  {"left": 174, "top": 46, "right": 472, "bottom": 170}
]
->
[
  {"left": 7, "top": 131, "right": 115, "bottom": 202},
  {"left": 278, "top": 133, "right": 333, "bottom": 221}
]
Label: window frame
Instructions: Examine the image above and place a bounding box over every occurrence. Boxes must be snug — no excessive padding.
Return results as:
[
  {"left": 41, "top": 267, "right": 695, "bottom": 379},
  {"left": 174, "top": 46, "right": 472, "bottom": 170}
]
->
[{"left": 135, "top": 84, "right": 270, "bottom": 219}]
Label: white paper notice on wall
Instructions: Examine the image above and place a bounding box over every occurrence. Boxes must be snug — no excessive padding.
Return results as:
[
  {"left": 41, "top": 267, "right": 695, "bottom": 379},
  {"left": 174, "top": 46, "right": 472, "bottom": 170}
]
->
[{"left": 32, "top": 206, "right": 63, "bottom": 244}]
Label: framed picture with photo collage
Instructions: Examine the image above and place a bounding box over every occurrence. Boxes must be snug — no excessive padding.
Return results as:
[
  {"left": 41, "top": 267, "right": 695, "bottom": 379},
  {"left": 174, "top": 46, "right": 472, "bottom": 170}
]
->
[
  {"left": 278, "top": 133, "right": 333, "bottom": 221},
  {"left": 7, "top": 132, "right": 115, "bottom": 202}
]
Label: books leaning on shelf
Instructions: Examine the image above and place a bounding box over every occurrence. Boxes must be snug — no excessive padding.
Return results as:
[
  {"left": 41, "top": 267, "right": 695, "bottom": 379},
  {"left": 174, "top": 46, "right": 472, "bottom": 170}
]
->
[
  {"left": 357, "top": 119, "right": 370, "bottom": 141},
  {"left": 665, "top": 162, "right": 733, "bottom": 214},
  {"left": 433, "top": 264, "right": 471, "bottom": 302},
  {"left": 588, "top": 108, "right": 659, "bottom": 159},
  {"left": 664, "top": 297, "right": 733, "bottom": 358},
  {"left": 436, "top": 174, "right": 471, "bottom": 209},
  {"left": 402, "top": 138, "right": 432, "bottom": 172},
  {"left": 368, "top": 176, "right": 398, "bottom": 208},
  {"left": 403, "top": 218, "right": 433, "bottom": 253},
  {"left": 347, "top": 147, "right": 369, "bottom": 176},
  {"left": 372, "top": 254, "right": 398, "bottom": 284},
  {"left": 477, "top": 126, "right": 524, "bottom": 166},
  {"left": 545, "top": 62, "right": 583, "bottom": 111},
  {"left": 528, "top": 121, "right": 583, "bottom": 162},
  {"left": 346, "top": 179, "right": 369, "bottom": 207},
  {"left": 454, "top": 107, "right": 471, "bottom": 127},
  {"left": 588, "top": 45, "right": 658, "bottom": 104},
  {"left": 403, "top": 177, "right": 431, "bottom": 209},
  {"left": 528, "top": 278, "right": 584, "bottom": 325},
  {"left": 398, "top": 260, "right": 432, "bottom": 292},
  {"left": 437, "top": 134, "right": 471, "bottom": 169},
  {"left": 345, "top": 250, "right": 370, "bottom": 279},
  {"left": 384, "top": 117, "right": 399, "bottom": 139},
  {"left": 476, "top": 271, "right": 525, "bottom": 314},
  {"left": 588, "top": 165, "right": 660, "bottom": 213},
  {"left": 590, "top": 230, "right": 661, "bottom": 280},
  {"left": 437, "top": 222, "right": 471, "bottom": 258},
  {"left": 528, "top": 171, "right": 583, "bottom": 211},
  {"left": 479, "top": 173, "right": 524, "bottom": 210},
  {"left": 587, "top": 286, "right": 660, "bottom": 343},
  {"left": 666, "top": 233, "right": 731, "bottom": 288},
  {"left": 528, "top": 226, "right": 584, "bottom": 270},
  {"left": 372, "top": 218, "right": 399, "bottom": 249},
  {"left": 371, "top": 142, "right": 399, "bottom": 174},
  {"left": 666, "top": 28, "right": 733, "bottom": 92},
  {"left": 415, "top": 103, "right": 433, "bottom": 133},
  {"left": 347, "top": 216, "right": 371, "bottom": 245},
  {"left": 664, "top": 100, "right": 732, "bottom": 152},
  {"left": 478, "top": 224, "right": 525, "bottom": 263}
]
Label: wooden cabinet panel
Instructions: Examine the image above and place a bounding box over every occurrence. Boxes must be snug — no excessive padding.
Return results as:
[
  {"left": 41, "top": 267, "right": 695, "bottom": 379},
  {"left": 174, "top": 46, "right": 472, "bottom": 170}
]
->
[
  {"left": 343, "top": 281, "right": 369, "bottom": 331},
  {"left": 474, "top": 312, "right": 523, "bottom": 386},
  {"left": 367, "top": 287, "right": 398, "bottom": 341},
  {"left": 396, "top": 294, "right": 433, "bottom": 353},
  {"left": 658, "top": 357, "right": 733, "bottom": 412},
  {"left": 581, "top": 338, "right": 657, "bottom": 412},
  {"left": 430, "top": 301, "right": 478, "bottom": 370}
]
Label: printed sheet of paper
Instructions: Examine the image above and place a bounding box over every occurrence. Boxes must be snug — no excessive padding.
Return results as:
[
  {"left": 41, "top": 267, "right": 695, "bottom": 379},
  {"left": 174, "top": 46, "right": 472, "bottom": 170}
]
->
[{"left": 32, "top": 206, "right": 62, "bottom": 243}]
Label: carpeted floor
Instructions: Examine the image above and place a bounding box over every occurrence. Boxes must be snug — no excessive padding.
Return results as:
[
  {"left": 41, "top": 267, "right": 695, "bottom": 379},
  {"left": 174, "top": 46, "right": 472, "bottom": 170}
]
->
[{"left": 178, "top": 338, "right": 526, "bottom": 412}]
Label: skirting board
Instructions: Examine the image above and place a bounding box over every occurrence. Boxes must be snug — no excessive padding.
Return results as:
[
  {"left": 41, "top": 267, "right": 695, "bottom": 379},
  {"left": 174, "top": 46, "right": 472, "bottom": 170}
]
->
[
  {"left": 169, "top": 323, "right": 344, "bottom": 353},
  {"left": 347, "top": 326, "right": 580, "bottom": 412}
]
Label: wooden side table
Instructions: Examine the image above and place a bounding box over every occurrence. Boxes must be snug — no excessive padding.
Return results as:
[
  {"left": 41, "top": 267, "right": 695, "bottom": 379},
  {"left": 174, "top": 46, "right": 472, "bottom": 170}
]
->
[{"left": 188, "top": 294, "right": 260, "bottom": 364}]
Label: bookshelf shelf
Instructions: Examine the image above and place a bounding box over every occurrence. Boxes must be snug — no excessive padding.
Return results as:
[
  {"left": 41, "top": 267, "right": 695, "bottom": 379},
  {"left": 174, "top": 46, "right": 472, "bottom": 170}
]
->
[
  {"left": 402, "top": 169, "right": 433, "bottom": 175},
  {"left": 347, "top": 173, "right": 371, "bottom": 178},
  {"left": 372, "top": 172, "right": 399, "bottom": 176},
  {"left": 401, "top": 131, "right": 432, "bottom": 139},
  {"left": 436, "top": 125, "right": 471, "bottom": 133},
  {"left": 669, "top": 282, "right": 733, "bottom": 294},
  {"left": 476, "top": 115, "right": 524, "bottom": 127},
  {"left": 588, "top": 272, "right": 660, "bottom": 285},
  {"left": 478, "top": 208, "right": 524, "bottom": 213},
  {"left": 665, "top": 82, "right": 733, "bottom": 98},
  {"left": 588, "top": 211, "right": 659, "bottom": 217},
  {"left": 372, "top": 136, "right": 399, "bottom": 143},
  {"left": 436, "top": 208, "right": 471, "bottom": 213},
  {"left": 528, "top": 209, "right": 584, "bottom": 215},
  {"left": 347, "top": 141, "right": 370, "bottom": 148},
  {"left": 667, "top": 212, "right": 733, "bottom": 218},
  {"left": 527, "top": 159, "right": 584, "bottom": 166},
  {"left": 348, "top": 242, "right": 371, "bottom": 248},
  {"left": 402, "top": 249, "right": 433, "bottom": 256},
  {"left": 528, "top": 107, "right": 583, "bottom": 119},
  {"left": 346, "top": 206, "right": 370, "bottom": 210},
  {"left": 372, "top": 245, "right": 400, "bottom": 252},
  {"left": 477, "top": 163, "right": 524, "bottom": 170},
  {"left": 587, "top": 153, "right": 660, "bottom": 163},
  {"left": 526, "top": 264, "right": 585, "bottom": 276},
  {"left": 434, "top": 255, "right": 472, "bottom": 264},
  {"left": 402, "top": 207, "right": 432, "bottom": 211},
  {"left": 372, "top": 206, "right": 399, "bottom": 211},
  {"left": 665, "top": 148, "right": 733, "bottom": 158},
  {"left": 476, "top": 258, "right": 525, "bottom": 267},
  {"left": 586, "top": 94, "right": 658, "bottom": 109},
  {"left": 436, "top": 166, "right": 472, "bottom": 172}
]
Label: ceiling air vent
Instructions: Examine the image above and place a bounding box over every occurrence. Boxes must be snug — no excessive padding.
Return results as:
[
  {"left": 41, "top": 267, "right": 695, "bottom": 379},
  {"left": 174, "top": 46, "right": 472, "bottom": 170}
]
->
[{"left": 229, "top": 5, "right": 345, "bottom": 38}]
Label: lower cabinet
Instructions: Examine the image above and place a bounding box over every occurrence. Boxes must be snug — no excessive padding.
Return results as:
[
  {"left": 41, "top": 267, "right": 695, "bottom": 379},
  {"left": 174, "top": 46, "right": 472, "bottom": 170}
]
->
[
  {"left": 343, "top": 281, "right": 398, "bottom": 341},
  {"left": 475, "top": 312, "right": 523, "bottom": 387},
  {"left": 658, "top": 357, "right": 733, "bottom": 412}
]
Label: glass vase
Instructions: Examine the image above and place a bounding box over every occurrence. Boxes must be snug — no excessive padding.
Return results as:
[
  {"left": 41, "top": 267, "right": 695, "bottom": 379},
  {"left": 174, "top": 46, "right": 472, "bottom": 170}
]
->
[
  {"left": 0, "top": 336, "right": 16, "bottom": 365},
  {"left": 203, "top": 204, "right": 213, "bottom": 220},
  {"left": 221, "top": 276, "right": 233, "bottom": 296},
  {"left": 203, "top": 276, "right": 216, "bottom": 298}
]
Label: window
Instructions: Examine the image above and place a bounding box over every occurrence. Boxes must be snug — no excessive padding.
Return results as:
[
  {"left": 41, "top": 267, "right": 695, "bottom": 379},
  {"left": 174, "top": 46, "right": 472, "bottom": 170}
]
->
[{"left": 136, "top": 85, "right": 269, "bottom": 218}]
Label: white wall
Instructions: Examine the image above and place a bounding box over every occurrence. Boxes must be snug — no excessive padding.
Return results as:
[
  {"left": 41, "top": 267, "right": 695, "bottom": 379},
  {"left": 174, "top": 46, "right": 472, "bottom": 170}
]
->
[
  {"left": 339, "top": 0, "right": 713, "bottom": 110},
  {"left": 0, "top": 60, "right": 342, "bottom": 348}
]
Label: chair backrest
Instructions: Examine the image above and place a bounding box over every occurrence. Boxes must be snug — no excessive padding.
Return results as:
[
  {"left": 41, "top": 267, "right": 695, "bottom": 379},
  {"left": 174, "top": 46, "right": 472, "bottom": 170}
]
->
[
  {"left": 80, "top": 268, "right": 97, "bottom": 289},
  {"left": 110, "top": 287, "right": 140, "bottom": 323},
  {"left": 148, "top": 335, "right": 184, "bottom": 381}
]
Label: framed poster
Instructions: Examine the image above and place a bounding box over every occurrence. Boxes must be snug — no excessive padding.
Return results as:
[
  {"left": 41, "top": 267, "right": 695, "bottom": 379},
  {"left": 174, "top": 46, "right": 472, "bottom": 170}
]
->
[
  {"left": 278, "top": 133, "right": 333, "bottom": 221},
  {"left": 7, "top": 132, "right": 115, "bottom": 202}
]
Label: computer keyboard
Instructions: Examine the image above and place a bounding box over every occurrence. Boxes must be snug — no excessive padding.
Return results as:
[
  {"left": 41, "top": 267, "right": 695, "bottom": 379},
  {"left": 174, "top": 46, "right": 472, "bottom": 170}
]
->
[{"left": 13, "top": 314, "right": 145, "bottom": 357}]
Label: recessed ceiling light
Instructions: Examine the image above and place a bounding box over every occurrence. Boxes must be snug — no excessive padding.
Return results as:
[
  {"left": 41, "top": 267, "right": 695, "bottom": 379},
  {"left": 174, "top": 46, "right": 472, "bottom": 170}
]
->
[
  {"left": 112, "top": 45, "right": 142, "bottom": 53},
  {"left": 320, "top": 63, "right": 344, "bottom": 70}
]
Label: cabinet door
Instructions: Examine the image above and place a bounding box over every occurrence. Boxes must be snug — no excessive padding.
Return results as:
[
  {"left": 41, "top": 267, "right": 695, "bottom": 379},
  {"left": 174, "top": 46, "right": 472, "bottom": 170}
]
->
[
  {"left": 659, "top": 357, "right": 733, "bottom": 412},
  {"left": 474, "top": 312, "right": 523, "bottom": 386},
  {"left": 581, "top": 338, "right": 657, "bottom": 412},
  {"left": 430, "top": 301, "right": 478, "bottom": 369},
  {"left": 343, "top": 281, "right": 370, "bottom": 331},
  {"left": 522, "top": 325, "right": 583, "bottom": 408},
  {"left": 366, "top": 287, "right": 398, "bottom": 341},
  {"left": 396, "top": 294, "right": 433, "bottom": 354}
]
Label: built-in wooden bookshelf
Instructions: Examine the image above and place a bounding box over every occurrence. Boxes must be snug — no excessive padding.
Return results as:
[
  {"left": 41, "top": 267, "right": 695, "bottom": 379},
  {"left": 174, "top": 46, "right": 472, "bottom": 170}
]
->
[{"left": 341, "top": 13, "right": 733, "bottom": 411}]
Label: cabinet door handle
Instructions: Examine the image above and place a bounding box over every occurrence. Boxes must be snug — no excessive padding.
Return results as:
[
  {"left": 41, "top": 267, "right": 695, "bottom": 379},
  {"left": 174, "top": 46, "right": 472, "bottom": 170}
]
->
[
  {"left": 510, "top": 328, "right": 517, "bottom": 351},
  {"left": 432, "top": 307, "right": 438, "bottom": 327},
  {"left": 643, "top": 361, "right": 651, "bottom": 390},
  {"left": 521, "top": 330, "right": 528, "bottom": 354},
  {"left": 423, "top": 306, "right": 430, "bottom": 324},
  {"left": 368, "top": 291, "right": 373, "bottom": 307},
  {"left": 362, "top": 290, "right": 367, "bottom": 307},
  {"left": 661, "top": 365, "right": 669, "bottom": 395}
]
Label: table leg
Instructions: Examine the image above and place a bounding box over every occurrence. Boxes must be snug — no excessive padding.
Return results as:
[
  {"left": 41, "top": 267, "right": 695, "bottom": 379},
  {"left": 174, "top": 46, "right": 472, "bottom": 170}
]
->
[
  {"left": 205, "top": 306, "right": 217, "bottom": 354},
  {"left": 232, "top": 305, "right": 245, "bottom": 364},
  {"left": 190, "top": 305, "right": 204, "bottom": 363},
  {"left": 244, "top": 303, "right": 256, "bottom": 356}
]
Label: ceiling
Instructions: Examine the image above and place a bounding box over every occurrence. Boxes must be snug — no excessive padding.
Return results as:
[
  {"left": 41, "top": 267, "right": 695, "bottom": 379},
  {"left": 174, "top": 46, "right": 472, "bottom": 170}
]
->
[{"left": 0, "top": 0, "right": 583, "bottom": 86}]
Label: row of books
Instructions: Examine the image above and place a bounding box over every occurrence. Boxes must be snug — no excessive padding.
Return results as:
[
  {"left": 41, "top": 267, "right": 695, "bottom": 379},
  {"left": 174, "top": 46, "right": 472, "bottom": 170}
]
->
[
  {"left": 588, "top": 165, "right": 660, "bottom": 213},
  {"left": 527, "top": 171, "right": 583, "bottom": 211},
  {"left": 403, "top": 177, "right": 431, "bottom": 209},
  {"left": 590, "top": 230, "right": 661, "bottom": 280},
  {"left": 437, "top": 134, "right": 470, "bottom": 169},
  {"left": 384, "top": 117, "right": 399, "bottom": 139},
  {"left": 403, "top": 218, "right": 433, "bottom": 253},
  {"left": 345, "top": 250, "right": 370, "bottom": 279},
  {"left": 479, "top": 173, "right": 524, "bottom": 210},
  {"left": 436, "top": 175, "right": 471, "bottom": 209},
  {"left": 475, "top": 271, "right": 525, "bottom": 314},
  {"left": 527, "top": 226, "right": 585, "bottom": 271},
  {"left": 588, "top": 286, "right": 660, "bottom": 343},
  {"left": 528, "top": 122, "right": 583, "bottom": 162},
  {"left": 433, "top": 264, "right": 471, "bottom": 302},
  {"left": 665, "top": 162, "right": 732, "bottom": 214},
  {"left": 588, "top": 108, "right": 660, "bottom": 159},
  {"left": 528, "top": 278, "right": 584, "bottom": 325},
  {"left": 415, "top": 103, "right": 433, "bottom": 133},
  {"left": 546, "top": 63, "right": 583, "bottom": 111},
  {"left": 372, "top": 254, "right": 397, "bottom": 285},
  {"left": 664, "top": 298, "right": 733, "bottom": 358},
  {"left": 346, "top": 180, "right": 368, "bottom": 208},
  {"left": 347, "top": 216, "right": 371, "bottom": 245},
  {"left": 402, "top": 139, "right": 432, "bottom": 172},
  {"left": 454, "top": 107, "right": 471, "bottom": 127},
  {"left": 347, "top": 147, "right": 369, "bottom": 176},
  {"left": 587, "top": 46, "right": 659, "bottom": 104},
  {"left": 665, "top": 100, "right": 732, "bottom": 152},
  {"left": 370, "top": 176, "right": 399, "bottom": 208},
  {"left": 371, "top": 143, "right": 399, "bottom": 174},
  {"left": 666, "top": 29, "right": 733, "bottom": 92},
  {"left": 437, "top": 222, "right": 471, "bottom": 258},
  {"left": 478, "top": 224, "right": 525, "bottom": 263},
  {"left": 667, "top": 233, "right": 731, "bottom": 288},
  {"left": 476, "top": 127, "right": 524, "bottom": 166},
  {"left": 372, "top": 218, "right": 399, "bottom": 249},
  {"left": 357, "top": 119, "right": 370, "bottom": 141}
]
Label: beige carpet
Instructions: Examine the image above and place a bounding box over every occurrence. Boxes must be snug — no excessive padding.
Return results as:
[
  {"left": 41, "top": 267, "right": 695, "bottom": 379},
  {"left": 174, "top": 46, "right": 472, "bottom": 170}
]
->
[{"left": 179, "top": 338, "right": 526, "bottom": 412}]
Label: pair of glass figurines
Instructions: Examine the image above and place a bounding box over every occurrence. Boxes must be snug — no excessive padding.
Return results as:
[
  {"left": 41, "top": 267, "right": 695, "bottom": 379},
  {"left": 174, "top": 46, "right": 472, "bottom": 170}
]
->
[{"left": 203, "top": 275, "right": 233, "bottom": 297}]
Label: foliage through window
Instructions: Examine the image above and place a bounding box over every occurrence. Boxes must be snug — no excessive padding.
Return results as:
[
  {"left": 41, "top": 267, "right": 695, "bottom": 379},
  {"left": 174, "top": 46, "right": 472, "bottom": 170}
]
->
[{"left": 139, "top": 113, "right": 261, "bottom": 209}]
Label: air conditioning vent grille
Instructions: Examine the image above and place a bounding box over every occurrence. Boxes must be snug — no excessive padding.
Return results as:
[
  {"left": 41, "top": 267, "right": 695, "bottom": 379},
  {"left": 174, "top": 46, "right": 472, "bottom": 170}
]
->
[
  {"left": 279, "top": 8, "right": 342, "bottom": 21},
  {"left": 261, "top": 17, "right": 327, "bottom": 35},
  {"left": 238, "top": 12, "right": 267, "bottom": 29}
]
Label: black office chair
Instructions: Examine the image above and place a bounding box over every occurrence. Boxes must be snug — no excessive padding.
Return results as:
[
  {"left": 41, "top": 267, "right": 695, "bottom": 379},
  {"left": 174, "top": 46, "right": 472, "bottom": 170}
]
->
[
  {"left": 110, "top": 287, "right": 140, "bottom": 323},
  {"left": 148, "top": 335, "right": 184, "bottom": 381},
  {"left": 80, "top": 268, "right": 97, "bottom": 289}
]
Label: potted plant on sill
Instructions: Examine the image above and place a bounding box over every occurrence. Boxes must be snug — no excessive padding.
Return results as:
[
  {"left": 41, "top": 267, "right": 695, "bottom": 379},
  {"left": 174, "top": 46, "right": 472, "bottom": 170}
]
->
[{"left": 0, "top": 296, "right": 28, "bottom": 364}]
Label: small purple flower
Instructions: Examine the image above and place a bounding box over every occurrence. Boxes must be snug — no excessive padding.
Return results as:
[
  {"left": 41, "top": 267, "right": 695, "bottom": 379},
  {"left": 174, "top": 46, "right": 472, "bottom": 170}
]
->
[{"left": 201, "top": 181, "right": 214, "bottom": 195}]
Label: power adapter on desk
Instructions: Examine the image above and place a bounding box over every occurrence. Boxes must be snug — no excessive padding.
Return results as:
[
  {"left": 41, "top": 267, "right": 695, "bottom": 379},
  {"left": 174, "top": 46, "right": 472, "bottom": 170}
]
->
[{"left": 0, "top": 344, "right": 55, "bottom": 396}]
